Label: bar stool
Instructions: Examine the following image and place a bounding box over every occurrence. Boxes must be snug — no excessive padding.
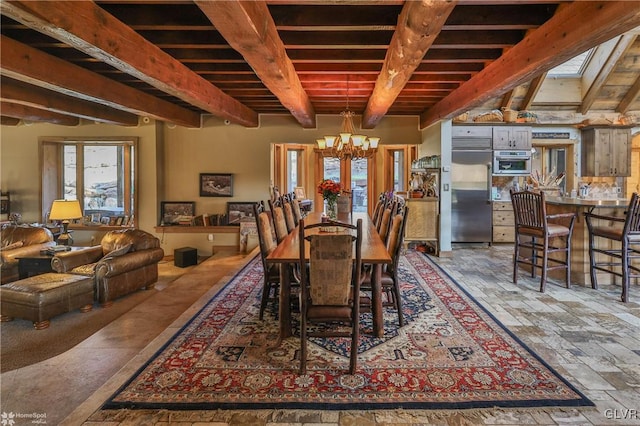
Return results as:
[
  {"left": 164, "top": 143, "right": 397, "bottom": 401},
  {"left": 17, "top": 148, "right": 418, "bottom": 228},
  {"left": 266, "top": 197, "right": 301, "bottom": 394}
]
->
[
  {"left": 510, "top": 190, "right": 576, "bottom": 292},
  {"left": 584, "top": 193, "right": 640, "bottom": 302}
]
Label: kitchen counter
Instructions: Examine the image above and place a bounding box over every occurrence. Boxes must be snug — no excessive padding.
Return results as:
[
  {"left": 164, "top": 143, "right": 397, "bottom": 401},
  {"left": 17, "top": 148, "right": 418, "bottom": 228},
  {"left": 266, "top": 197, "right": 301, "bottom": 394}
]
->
[
  {"left": 544, "top": 196, "right": 632, "bottom": 287},
  {"left": 545, "top": 196, "right": 629, "bottom": 209}
]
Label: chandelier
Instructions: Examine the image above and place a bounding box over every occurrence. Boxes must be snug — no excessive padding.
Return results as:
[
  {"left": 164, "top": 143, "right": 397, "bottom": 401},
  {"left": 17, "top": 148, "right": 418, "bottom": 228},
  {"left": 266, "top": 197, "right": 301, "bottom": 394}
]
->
[{"left": 315, "top": 78, "right": 379, "bottom": 161}]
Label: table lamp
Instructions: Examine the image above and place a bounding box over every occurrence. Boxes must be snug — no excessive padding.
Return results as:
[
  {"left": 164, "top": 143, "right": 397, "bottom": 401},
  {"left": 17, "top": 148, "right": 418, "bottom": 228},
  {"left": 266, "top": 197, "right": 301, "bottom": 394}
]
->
[{"left": 49, "top": 199, "right": 83, "bottom": 245}]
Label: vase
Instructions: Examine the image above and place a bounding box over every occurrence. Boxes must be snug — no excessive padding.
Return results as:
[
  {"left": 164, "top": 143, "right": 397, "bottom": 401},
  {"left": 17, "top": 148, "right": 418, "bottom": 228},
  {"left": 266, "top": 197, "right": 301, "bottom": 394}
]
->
[{"left": 325, "top": 198, "right": 338, "bottom": 220}]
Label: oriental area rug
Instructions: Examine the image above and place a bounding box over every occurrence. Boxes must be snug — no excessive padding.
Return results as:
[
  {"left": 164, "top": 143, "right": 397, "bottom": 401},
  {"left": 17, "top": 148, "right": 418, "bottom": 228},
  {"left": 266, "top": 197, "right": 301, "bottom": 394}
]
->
[{"left": 104, "top": 251, "right": 593, "bottom": 411}]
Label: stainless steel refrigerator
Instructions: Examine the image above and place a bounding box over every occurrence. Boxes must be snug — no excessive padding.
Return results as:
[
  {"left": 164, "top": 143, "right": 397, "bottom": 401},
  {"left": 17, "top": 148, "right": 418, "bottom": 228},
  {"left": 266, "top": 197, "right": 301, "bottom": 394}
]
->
[{"left": 451, "top": 147, "right": 493, "bottom": 243}]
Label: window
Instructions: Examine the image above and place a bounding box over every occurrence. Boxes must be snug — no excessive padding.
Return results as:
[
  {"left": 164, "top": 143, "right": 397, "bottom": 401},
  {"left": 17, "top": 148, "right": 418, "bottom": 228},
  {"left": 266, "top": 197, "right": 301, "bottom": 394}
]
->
[
  {"left": 286, "top": 149, "right": 303, "bottom": 193},
  {"left": 41, "top": 138, "right": 137, "bottom": 226},
  {"left": 393, "top": 151, "right": 405, "bottom": 192},
  {"left": 548, "top": 49, "right": 593, "bottom": 77}
]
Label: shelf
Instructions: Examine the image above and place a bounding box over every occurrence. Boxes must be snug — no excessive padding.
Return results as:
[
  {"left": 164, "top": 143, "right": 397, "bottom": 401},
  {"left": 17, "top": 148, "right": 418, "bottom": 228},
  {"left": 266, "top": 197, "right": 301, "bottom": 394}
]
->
[{"left": 154, "top": 226, "right": 239, "bottom": 234}]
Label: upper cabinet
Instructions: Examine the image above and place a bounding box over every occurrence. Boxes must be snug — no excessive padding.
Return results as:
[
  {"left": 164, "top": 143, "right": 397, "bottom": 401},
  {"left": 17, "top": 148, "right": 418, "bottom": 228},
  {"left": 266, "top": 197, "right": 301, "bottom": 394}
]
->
[
  {"left": 492, "top": 126, "right": 532, "bottom": 150},
  {"left": 581, "top": 127, "right": 631, "bottom": 177}
]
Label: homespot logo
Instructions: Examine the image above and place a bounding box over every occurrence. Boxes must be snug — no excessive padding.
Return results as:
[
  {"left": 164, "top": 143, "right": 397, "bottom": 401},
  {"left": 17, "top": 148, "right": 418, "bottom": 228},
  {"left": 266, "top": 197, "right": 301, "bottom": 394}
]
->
[{"left": 1, "top": 411, "right": 47, "bottom": 425}]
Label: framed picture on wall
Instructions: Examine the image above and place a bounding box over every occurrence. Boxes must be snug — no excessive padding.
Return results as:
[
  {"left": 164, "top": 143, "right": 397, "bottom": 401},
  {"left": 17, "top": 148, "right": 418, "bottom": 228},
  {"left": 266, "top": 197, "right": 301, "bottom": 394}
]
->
[
  {"left": 160, "top": 201, "right": 195, "bottom": 225},
  {"left": 294, "top": 186, "right": 306, "bottom": 200},
  {"left": 226, "top": 202, "right": 257, "bottom": 225},
  {"left": 200, "top": 173, "right": 233, "bottom": 197}
]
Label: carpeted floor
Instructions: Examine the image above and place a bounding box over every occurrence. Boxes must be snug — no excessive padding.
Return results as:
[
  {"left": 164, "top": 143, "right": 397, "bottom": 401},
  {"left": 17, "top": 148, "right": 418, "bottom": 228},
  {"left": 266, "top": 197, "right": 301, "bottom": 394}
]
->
[
  {"left": 103, "top": 250, "right": 594, "bottom": 411},
  {"left": 0, "top": 259, "right": 188, "bottom": 373}
]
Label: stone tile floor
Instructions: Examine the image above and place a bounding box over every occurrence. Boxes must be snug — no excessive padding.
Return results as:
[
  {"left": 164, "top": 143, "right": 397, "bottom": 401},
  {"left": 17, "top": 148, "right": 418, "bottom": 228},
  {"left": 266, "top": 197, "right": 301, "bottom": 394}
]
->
[{"left": 2, "top": 246, "right": 639, "bottom": 425}]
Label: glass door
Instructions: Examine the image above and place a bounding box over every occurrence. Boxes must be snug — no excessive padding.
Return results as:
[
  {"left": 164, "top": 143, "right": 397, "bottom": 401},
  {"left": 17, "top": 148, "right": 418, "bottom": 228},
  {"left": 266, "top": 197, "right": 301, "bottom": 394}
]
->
[{"left": 317, "top": 155, "right": 373, "bottom": 214}]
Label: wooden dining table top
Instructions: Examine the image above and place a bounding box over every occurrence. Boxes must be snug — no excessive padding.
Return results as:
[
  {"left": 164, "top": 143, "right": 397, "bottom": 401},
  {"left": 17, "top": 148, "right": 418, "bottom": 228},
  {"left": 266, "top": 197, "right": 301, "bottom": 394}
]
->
[{"left": 266, "top": 212, "right": 391, "bottom": 264}]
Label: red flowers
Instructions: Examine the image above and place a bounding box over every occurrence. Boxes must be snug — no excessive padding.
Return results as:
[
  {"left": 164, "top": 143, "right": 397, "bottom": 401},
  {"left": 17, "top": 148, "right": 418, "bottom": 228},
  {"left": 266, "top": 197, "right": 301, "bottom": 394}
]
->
[{"left": 317, "top": 179, "right": 341, "bottom": 200}]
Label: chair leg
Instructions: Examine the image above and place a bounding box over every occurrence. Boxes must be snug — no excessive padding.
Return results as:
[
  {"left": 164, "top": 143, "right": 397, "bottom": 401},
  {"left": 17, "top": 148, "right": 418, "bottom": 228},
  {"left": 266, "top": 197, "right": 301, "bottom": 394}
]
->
[
  {"left": 513, "top": 237, "right": 519, "bottom": 284},
  {"left": 540, "top": 236, "right": 549, "bottom": 293},
  {"left": 588, "top": 231, "right": 599, "bottom": 290},
  {"left": 349, "top": 319, "right": 358, "bottom": 374},
  {"left": 531, "top": 237, "right": 537, "bottom": 278},
  {"left": 259, "top": 279, "right": 270, "bottom": 320},
  {"left": 565, "top": 235, "right": 572, "bottom": 289},
  {"left": 300, "top": 310, "right": 307, "bottom": 374},
  {"left": 392, "top": 279, "right": 404, "bottom": 327},
  {"left": 621, "top": 242, "right": 629, "bottom": 303}
]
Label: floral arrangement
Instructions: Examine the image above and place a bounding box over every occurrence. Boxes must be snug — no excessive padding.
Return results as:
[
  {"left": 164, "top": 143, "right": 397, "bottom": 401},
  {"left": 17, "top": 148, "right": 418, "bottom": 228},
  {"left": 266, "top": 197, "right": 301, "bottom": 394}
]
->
[
  {"left": 317, "top": 179, "right": 341, "bottom": 219},
  {"left": 317, "top": 179, "right": 341, "bottom": 200}
]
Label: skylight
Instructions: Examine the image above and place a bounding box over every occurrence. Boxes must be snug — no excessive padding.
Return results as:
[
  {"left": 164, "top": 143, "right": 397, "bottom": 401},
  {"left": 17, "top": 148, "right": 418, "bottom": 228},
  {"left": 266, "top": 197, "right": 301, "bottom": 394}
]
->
[{"left": 548, "top": 49, "right": 593, "bottom": 76}]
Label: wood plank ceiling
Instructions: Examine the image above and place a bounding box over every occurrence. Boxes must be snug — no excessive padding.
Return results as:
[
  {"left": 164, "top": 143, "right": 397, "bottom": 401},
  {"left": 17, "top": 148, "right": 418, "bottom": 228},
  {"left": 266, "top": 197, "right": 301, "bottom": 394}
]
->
[{"left": 1, "top": 1, "right": 640, "bottom": 129}]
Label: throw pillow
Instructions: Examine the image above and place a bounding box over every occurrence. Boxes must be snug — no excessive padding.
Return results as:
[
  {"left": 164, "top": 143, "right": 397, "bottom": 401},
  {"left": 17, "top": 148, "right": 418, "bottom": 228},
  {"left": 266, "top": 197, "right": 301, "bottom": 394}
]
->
[
  {"left": 0, "top": 241, "right": 23, "bottom": 252},
  {"left": 102, "top": 243, "right": 132, "bottom": 260}
]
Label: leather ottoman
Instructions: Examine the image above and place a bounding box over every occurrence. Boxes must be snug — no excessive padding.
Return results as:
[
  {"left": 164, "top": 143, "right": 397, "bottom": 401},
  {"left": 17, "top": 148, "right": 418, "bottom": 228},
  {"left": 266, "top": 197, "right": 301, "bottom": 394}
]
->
[{"left": 0, "top": 273, "right": 94, "bottom": 329}]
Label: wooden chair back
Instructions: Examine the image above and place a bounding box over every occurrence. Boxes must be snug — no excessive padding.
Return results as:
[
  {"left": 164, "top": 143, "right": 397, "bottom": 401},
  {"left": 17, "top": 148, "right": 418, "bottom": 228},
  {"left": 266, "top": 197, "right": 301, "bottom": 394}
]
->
[
  {"left": 267, "top": 199, "right": 288, "bottom": 242},
  {"left": 511, "top": 190, "right": 547, "bottom": 235},
  {"left": 337, "top": 190, "right": 353, "bottom": 214},
  {"left": 283, "top": 202, "right": 296, "bottom": 233}
]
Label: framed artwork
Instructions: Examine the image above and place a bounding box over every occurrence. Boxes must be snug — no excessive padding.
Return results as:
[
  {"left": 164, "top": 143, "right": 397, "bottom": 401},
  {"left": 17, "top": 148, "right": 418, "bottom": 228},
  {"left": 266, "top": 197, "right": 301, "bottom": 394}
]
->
[
  {"left": 161, "top": 201, "right": 195, "bottom": 225},
  {"left": 294, "top": 186, "right": 306, "bottom": 200},
  {"left": 226, "top": 202, "right": 257, "bottom": 225},
  {"left": 200, "top": 173, "right": 233, "bottom": 197}
]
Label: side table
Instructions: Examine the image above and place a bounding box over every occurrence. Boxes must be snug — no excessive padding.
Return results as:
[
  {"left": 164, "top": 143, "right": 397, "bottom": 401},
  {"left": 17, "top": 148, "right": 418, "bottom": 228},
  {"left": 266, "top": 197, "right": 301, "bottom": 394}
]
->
[
  {"left": 16, "top": 247, "right": 81, "bottom": 279},
  {"left": 17, "top": 254, "right": 55, "bottom": 279}
]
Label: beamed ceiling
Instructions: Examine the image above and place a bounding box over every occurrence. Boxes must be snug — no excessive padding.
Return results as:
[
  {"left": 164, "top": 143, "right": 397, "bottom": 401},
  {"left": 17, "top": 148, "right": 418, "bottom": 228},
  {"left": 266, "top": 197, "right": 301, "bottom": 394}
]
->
[{"left": 1, "top": 1, "right": 640, "bottom": 129}]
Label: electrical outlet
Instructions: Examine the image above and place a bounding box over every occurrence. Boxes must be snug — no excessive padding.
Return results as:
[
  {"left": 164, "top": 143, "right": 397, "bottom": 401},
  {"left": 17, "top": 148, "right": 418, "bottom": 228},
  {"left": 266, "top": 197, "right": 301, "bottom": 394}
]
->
[{"left": 207, "top": 234, "right": 214, "bottom": 241}]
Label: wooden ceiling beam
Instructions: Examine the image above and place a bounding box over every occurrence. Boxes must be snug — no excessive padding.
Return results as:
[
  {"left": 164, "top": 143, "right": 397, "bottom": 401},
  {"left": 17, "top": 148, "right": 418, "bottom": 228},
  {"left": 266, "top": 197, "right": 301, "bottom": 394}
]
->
[
  {"left": 521, "top": 72, "right": 547, "bottom": 111},
  {"left": 0, "top": 36, "right": 201, "bottom": 128},
  {"left": 580, "top": 34, "right": 636, "bottom": 114},
  {"left": 1, "top": 78, "right": 139, "bottom": 126},
  {"left": 1, "top": 101, "right": 80, "bottom": 126},
  {"left": 1, "top": 116, "right": 21, "bottom": 126},
  {"left": 195, "top": 0, "right": 315, "bottom": 128},
  {"left": 0, "top": 0, "right": 259, "bottom": 127},
  {"left": 362, "top": 0, "right": 457, "bottom": 128},
  {"left": 420, "top": 1, "right": 640, "bottom": 128},
  {"left": 617, "top": 73, "right": 640, "bottom": 114}
]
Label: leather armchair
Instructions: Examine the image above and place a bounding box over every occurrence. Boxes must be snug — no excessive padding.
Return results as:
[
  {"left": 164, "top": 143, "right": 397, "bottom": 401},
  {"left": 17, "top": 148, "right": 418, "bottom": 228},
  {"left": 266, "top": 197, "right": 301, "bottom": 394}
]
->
[
  {"left": 1, "top": 226, "right": 56, "bottom": 284},
  {"left": 51, "top": 229, "right": 164, "bottom": 307}
]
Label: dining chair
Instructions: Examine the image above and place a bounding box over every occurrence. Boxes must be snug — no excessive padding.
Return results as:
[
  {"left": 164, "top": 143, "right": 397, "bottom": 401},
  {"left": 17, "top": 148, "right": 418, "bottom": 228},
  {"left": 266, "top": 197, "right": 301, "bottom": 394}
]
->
[
  {"left": 298, "top": 217, "right": 363, "bottom": 374},
  {"left": 371, "top": 195, "right": 384, "bottom": 225},
  {"left": 373, "top": 192, "right": 392, "bottom": 229},
  {"left": 337, "top": 190, "right": 353, "bottom": 214},
  {"left": 361, "top": 206, "right": 409, "bottom": 327},
  {"left": 253, "top": 203, "right": 280, "bottom": 319},
  {"left": 584, "top": 192, "right": 640, "bottom": 302},
  {"left": 377, "top": 205, "right": 394, "bottom": 245},
  {"left": 268, "top": 199, "right": 289, "bottom": 243},
  {"left": 283, "top": 201, "right": 296, "bottom": 233},
  {"left": 291, "top": 198, "right": 304, "bottom": 224},
  {"left": 510, "top": 190, "right": 576, "bottom": 292}
]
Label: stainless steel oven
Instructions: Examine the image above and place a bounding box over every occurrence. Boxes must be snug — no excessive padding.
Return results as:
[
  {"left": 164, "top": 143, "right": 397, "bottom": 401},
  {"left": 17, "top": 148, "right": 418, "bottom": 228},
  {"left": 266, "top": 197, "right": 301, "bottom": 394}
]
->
[{"left": 492, "top": 150, "right": 531, "bottom": 175}]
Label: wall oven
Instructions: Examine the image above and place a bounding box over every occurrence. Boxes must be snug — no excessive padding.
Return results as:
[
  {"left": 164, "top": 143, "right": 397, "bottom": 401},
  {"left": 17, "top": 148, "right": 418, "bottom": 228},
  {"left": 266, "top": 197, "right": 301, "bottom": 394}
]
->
[{"left": 492, "top": 150, "right": 532, "bottom": 175}]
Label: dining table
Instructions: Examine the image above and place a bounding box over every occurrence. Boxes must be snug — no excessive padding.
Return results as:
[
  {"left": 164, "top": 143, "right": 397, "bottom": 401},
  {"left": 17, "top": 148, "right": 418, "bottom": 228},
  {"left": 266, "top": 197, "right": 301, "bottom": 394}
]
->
[{"left": 266, "top": 211, "right": 392, "bottom": 338}]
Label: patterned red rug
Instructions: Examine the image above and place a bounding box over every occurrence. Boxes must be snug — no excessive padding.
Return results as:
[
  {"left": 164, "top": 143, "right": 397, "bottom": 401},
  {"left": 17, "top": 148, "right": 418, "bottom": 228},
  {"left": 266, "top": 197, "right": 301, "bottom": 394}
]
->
[{"left": 104, "top": 251, "right": 593, "bottom": 410}]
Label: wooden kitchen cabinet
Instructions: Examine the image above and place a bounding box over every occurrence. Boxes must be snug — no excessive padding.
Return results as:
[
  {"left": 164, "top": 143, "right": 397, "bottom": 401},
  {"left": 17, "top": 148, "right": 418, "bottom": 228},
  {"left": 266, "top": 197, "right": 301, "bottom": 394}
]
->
[
  {"left": 581, "top": 127, "right": 631, "bottom": 176},
  {"left": 492, "top": 126, "right": 532, "bottom": 150},
  {"left": 492, "top": 201, "right": 515, "bottom": 243}
]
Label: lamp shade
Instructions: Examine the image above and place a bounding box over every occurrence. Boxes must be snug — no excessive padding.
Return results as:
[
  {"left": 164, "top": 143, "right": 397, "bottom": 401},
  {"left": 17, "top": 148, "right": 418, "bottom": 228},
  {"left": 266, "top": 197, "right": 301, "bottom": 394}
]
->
[{"left": 49, "top": 199, "right": 83, "bottom": 221}]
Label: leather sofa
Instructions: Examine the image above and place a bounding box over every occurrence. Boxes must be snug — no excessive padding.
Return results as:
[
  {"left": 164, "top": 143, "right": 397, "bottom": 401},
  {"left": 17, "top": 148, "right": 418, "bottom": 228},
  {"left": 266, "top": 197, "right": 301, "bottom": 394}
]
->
[
  {"left": 51, "top": 229, "right": 164, "bottom": 307},
  {"left": 1, "top": 226, "right": 56, "bottom": 284}
]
